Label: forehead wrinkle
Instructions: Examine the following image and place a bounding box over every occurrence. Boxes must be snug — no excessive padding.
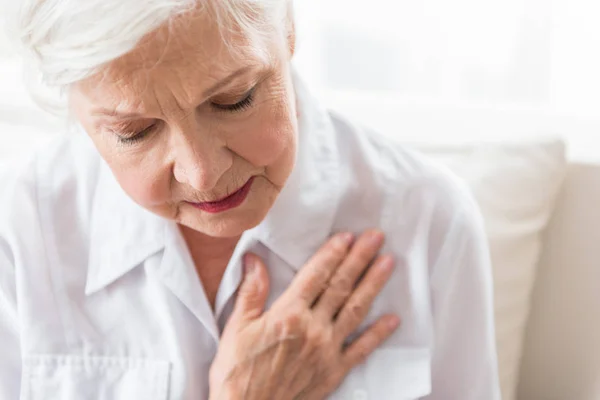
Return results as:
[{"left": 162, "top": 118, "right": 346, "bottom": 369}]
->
[
  {"left": 94, "top": 46, "right": 194, "bottom": 117},
  {"left": 150, "top": 83, "right": 189, "bottom": 123},
  {"left": 78, "top": 5, "right": 277, "bottom": 119}
]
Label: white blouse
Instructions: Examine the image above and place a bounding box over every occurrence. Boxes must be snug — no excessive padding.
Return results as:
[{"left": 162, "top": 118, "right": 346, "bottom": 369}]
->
[{"left": 0, "top": 76, "right": 500, "bottom": 400}]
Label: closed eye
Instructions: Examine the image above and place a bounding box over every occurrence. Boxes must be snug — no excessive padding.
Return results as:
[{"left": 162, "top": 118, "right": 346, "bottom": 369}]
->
[
  {"left": 116, "top": 123, "right": 157, "bottom": 145},
  {"left": 211, "top": 88, "right": 256, "bottom": 112}
]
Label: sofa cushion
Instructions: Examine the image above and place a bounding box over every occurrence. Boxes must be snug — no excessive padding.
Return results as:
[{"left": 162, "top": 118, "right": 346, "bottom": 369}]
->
[{"left": 407, "top": 139, "right": 566, "bottom": 400}]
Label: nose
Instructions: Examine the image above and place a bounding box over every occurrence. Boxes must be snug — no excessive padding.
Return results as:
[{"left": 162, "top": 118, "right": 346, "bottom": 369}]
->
[{"left": 171, "top": 131, "right": 232, "bottom": 192}]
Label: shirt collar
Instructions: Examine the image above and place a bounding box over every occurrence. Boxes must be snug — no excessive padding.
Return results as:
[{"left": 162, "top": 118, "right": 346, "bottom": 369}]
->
[
  {"left": 251, "top": 72, "right": 342, "bottom": 270},
  {"left": 85, "top": 161, "right": 168, "bottom": 295},
  {"left": 85, "top": 71, "right": 341, "bottom": 295}
]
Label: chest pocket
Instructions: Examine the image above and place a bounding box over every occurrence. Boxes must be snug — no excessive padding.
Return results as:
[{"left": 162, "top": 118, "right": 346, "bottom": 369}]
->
[
  {"left": 330, "top": 348, "right": 431, "bottom": 400},
  {"left": 22, "top": 355, "right": 171, "bottom": 400}
]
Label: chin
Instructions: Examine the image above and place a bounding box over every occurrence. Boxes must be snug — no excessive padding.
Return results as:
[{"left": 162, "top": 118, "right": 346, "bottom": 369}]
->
[
  {"left": 195, "top": 213, "right": 266, "bottom": 238},
  {"left": 179, "top": 198, "right": 273, "bottom": 238}
]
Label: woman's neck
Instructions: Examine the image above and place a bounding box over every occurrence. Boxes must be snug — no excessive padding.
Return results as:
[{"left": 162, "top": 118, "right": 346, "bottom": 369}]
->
[{"left": 179, "top": 225, "right": 241, "bottom": 310}]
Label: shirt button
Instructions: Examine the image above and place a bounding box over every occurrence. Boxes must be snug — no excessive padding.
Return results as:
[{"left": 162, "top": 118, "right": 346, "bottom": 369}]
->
[{"left": 353, "top": 389, "right": 368, "bottom": 400}]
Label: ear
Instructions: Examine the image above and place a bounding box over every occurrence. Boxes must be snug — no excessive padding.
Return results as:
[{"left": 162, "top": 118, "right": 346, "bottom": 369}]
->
[
  {"left": 288, "top": 23, "right": 296, "bottom": 56},
  {"left": 285, "top": 6, "right": 296, "bottom": 57}
]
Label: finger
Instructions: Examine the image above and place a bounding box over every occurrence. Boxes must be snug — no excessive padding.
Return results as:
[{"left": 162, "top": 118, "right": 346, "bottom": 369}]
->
[
  {"left": 283, "top": 232, "right": 354, "bottom": 305},
  {"left": 342, "top": 315, "right": 400, "bottom": 367},
  {"left": 229, "top": 253, "right": 270, "bottom": 325},
  {"left": 313, "top": 230, "right": 384, "bottom": 319},
  {"left": 334, "top": 255, "right": 395, "bottom": 339}
]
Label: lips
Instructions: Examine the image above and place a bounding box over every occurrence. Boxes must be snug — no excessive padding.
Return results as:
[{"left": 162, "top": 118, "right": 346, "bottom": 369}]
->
[{"left": 188, "top": 177, "right": 255, "bottom": 214}]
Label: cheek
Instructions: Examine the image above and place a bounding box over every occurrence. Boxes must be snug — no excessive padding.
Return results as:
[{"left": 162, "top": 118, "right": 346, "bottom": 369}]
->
[
  {"left": 246, "top": 123, "right": 294, "bottom": 166},
  {"left": 119, "top": 169, "right": 167, "bottom": 207},
  {"left": 101, "top": 146, "right": 172, "bottom": 208},
  {"left": 232, "top": 104, "right": 297, "bottom": 168}
]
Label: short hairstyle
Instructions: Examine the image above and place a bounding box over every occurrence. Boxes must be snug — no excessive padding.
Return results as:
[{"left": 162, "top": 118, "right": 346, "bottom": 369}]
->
[{"left": 4, "top": 0, "right": 292, "bottom": 112}]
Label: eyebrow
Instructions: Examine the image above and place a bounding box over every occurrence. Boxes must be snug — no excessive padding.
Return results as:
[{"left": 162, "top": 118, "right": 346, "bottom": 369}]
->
[
  {"left": 202, "top": 66, "right": 254, "bottom": 98},
  {"left": 91, "top": 66, "right": 254, "bottom": 119},
  {"left": 91, "top": 109, "right": 143, "bottom": 119}
]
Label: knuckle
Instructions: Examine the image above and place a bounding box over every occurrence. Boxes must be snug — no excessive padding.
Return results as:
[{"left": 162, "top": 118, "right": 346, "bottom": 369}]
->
[
  {"left": 329, "top": 276, "right": 353, "bottom": 298},
  {"left": 240, "top": 284, "right": 260, "bottom": 300},
  {"left": 355, "top": 347, "right": 370, "bottom": 363},
  {"left": 316, "top": 280, "right": 330, "bottom": 299},
  {"left": 349, "top": 302, "right": 367, "bottom": 319},
  {"left": 305, "top": 331, "right": 321, "bottom": 351},
  {"left": 327, "top": 239, "right": 348, "bottom": 259},
  {"left": 277, "top": 311, "right": 304, "bottom": 336},
  {"left": 305, "top": 329, "right": 337, "bottom": 360},
  {"left": 355, "top": 246, "right": 377, "bottom": 266},
  {"left": 306, "top": 327, "right": 327, "bottom": 348},
  {"left": 302, "top": 272, "right": 329, "bottom": 297},
  {"left": 284, "top": 312, "right": 303, "bottom": 329},
  {"left": 323, "top": 372, "right": 342, "bottom": 389},
  {"left": 317, "top": 269, "right": 332, "bottom": 287}
]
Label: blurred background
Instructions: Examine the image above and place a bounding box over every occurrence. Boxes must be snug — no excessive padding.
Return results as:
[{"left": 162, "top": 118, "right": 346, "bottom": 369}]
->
[
  {"left": 1, "top": 1, "right": 600, "bottom": 400},
  {"left": 294, "top": 0, "right": 600, "bottom": 118}
]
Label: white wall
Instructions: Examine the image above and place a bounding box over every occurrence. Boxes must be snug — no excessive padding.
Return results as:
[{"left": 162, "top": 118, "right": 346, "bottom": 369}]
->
[{"left": 294, "top": 0, "right": 600, "bottom": 118}]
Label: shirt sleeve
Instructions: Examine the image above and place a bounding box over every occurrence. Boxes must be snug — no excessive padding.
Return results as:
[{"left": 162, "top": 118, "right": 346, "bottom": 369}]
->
[
  {"left": 0, "top": 241, "right": 21, "bottom": 398},
  {"left": 423, "top": 185, "right": 501, "bottom": 400}
]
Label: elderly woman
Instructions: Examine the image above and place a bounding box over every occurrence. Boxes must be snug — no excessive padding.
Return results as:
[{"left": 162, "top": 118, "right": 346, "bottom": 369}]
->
[{"left": 0, "top": 1, "right": 500, "bottom": 399}]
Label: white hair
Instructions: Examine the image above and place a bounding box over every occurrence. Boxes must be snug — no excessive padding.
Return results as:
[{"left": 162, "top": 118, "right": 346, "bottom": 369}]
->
[{"left": 4, "top": 0, "right": 292, "bottom": 112}]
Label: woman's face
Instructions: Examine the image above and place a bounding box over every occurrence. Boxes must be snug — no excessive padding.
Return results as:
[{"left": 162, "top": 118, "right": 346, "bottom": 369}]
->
[{"left": 71, "top": 10, "right": 297, "bottom": 238}]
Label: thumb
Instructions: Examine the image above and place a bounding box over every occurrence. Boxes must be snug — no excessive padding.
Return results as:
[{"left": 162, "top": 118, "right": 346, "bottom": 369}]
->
[{"left": 231, "top": 253, "right": 270, "bottom": 324}]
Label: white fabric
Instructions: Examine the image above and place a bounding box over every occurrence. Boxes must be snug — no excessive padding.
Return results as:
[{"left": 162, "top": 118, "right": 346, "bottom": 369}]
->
[
  {"left": 0, "top": 76, "right": 500, "bottom": 399},
  {"left": 316, "top": 93, "right": 568, "bottom": 400}
]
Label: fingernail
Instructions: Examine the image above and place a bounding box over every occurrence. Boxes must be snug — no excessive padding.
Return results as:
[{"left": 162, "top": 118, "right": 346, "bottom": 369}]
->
[
  {"left": 338, "top": 232, "right": 354, "bottom": 245},
  {"left": 244, "top": 254, "right": 258, "bottom": 277},
  {"left": 369, "top": 230, "right": 384, "bottom": 246},
  {"left": 378, "top": 255, "right": 394, "bottom": 272},
  {"left": 387, "top": 316, "right": 400, "bottom": 329}
]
